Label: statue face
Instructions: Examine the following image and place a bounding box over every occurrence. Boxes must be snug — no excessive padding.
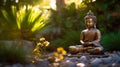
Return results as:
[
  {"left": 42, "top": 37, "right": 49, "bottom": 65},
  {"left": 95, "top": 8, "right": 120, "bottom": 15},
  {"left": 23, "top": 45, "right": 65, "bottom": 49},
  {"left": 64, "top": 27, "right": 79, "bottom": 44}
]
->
[{"left": 85, "top": 18, "right": 94, "bottom": 28}]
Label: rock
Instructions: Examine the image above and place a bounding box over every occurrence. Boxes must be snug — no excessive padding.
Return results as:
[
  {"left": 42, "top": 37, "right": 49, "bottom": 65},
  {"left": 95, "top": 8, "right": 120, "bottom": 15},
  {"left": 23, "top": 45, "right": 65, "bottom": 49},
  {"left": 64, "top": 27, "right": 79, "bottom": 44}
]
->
[
  {"left": 4, "top": 65, "right": 11, "bottom": 67},
  {"left": 36, "top": 60, "right": 50, "bottom": 67},
  {"left": 0, "top": 40, "right": 33, "bottom": 52},
  {"left": 12, "top": 63, "right": 23, "bottom": 67},
  {"left": 59, "top": 60, "right": 77, "bottom": 67},
  {"left": 112, "top": 63, "right": 120, "bottom": 67},
  {"left": 78, "top": 56, "right": 88, "bottom": 63},
  {"left": 90, "top": 58, "right": 102, "bottom": 67},
  {"left": 101, "top": 56, "right": 112, "bottom": 64},
  {"left": 76, "top": 63, "right": 86, "bottom": 67},
  {"left": 69, "top": 57, "right": 78, "bottom": 62},
  {"left": 24, "top": 64, "right": 36, "bottom": 67},
  {"left": 98, "top": 64, "right": 109, "bottom": 67},
  {"left": 111, "top": 53, "right": 120, "bottom": 63},
  {"left": 116, "top": 51, "right": 120, "bottom": 56}
]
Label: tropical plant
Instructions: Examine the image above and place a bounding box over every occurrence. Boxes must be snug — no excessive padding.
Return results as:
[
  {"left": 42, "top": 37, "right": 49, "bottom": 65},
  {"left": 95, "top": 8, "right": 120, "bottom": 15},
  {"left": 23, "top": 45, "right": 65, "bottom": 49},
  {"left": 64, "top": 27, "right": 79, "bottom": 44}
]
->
[
  {"left": 0, "top": 5, "right": 50, "bottom": 40},
  {"left": 17, "top": 5, "right": 50, "bottom": 40}
]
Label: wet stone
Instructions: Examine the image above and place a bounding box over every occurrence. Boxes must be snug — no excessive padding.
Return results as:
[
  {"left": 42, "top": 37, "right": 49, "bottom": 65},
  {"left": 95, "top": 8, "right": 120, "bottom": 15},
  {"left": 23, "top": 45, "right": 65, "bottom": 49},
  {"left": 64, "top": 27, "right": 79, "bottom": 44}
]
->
[
  {"left": 78, "top": 56, "right": 88, "bottom": 63},
  {"left": 36, "top": 60, "right": 50, "bottom": 67},
  {"left": 59, "top": 61, "right": 77, "bottom": 67},
  {"left": 90, "top": 58, "right": 102, "bottom": 67},
  {"left": 101, "top": 56, "right": 112, "bottom": 64}
]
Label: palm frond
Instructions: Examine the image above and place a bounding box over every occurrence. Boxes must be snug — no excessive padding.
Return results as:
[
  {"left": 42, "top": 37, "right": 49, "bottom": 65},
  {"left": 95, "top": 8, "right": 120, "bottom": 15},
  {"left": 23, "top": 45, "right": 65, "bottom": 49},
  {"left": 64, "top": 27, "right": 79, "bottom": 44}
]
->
[{"left": 1, "top": 5, "right": 50, "bottom": 40}]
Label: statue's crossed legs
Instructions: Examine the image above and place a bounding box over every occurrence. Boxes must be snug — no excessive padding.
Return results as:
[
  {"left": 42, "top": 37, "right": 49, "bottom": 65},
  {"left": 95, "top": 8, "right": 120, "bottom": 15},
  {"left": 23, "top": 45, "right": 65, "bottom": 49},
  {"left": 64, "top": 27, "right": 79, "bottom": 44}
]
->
[{"left": 69, "top": 45, "right": 103, "bottom": 55}]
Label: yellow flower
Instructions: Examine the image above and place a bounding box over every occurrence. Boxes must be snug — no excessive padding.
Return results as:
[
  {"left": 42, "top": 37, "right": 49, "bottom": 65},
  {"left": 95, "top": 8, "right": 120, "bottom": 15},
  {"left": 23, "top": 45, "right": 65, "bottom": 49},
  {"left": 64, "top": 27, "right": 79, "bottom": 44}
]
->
[
  {"left": 43, "top": 41, "right": 50, "bottom": 46},
  {"left": 40, "top": 37, "right": 45, "bottom": 41},
  {"left": 62, "top": 50, "right": 67, "bottom": 55},
  {"left": 57, "top": 47, "right": 67, "bottom": 55},
  {"left": 37, "top": 43, "right": 42, "bottom": 46},
  {"left": 59, "top": 55, "right": 64, "bottom": 60},
  {"left": 57, "top": 47, "right": 64, "bottom": 53},
  {"left": 33, "top": 48, "right": 39, "bottom": 53},
  {"left": 54, "top": 52, "right": 59, "bottom": 57}
]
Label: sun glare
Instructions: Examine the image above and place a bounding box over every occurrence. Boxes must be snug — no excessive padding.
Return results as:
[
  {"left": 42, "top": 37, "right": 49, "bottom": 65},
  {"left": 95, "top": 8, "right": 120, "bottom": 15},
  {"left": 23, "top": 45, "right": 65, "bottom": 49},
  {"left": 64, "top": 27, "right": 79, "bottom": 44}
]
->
[
  {"left": 65, "top": 0, "right": 83, "bottom": 4},
  {"left": 15, "top": 0, "right": 19, "bottom": 3},
  {"left": 92, "top": 0, "right": 96, "bottom": 2},
  {"left": 89, "top": 0, "right": 96, "bottom": 2},
  {"left": 33, "top": 6, "right": 41, "bottom": 12},
  {"left": 50, "top": 0, "right": 56, "bottom": 10}
]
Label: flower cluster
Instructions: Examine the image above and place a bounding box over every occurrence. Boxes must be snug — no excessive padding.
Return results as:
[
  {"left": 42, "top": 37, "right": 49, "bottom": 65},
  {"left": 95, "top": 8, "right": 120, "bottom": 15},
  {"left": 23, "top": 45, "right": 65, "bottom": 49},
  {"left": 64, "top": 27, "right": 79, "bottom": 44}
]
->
[
  {"left": 53, "top": 47, "right": 67, "bottom": 62},
  {"left": 32, "top": 37, "right": 50, "bottom": 63},
  {"left": 37, "top": 37, "right": 49, "bottom": 47}
]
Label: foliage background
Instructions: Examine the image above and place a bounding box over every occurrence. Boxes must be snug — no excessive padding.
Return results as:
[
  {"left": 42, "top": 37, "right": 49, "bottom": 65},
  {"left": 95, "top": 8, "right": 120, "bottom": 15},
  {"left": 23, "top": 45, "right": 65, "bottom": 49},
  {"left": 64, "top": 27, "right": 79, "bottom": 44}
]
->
[
  {"left": 0, "top": 0, "right": 120, "bottom": 51},
  {"left": 45, "top": 0, "right": 120, "bottom": 51}
]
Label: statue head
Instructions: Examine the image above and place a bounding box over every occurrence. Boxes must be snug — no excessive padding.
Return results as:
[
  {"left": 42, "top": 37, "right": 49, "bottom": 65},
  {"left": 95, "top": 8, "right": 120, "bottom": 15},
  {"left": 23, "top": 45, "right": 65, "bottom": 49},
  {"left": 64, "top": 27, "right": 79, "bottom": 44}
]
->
[{"left": 84, "top": 10, "right": 97, "bottom": 28}]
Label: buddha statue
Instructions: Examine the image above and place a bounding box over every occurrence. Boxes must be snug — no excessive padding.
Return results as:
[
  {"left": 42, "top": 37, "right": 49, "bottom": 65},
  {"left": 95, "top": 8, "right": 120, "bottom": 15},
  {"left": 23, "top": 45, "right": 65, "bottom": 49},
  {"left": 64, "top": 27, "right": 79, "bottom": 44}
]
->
[{"left": 69, "top": 10, "right": 103, "bottom": 54}]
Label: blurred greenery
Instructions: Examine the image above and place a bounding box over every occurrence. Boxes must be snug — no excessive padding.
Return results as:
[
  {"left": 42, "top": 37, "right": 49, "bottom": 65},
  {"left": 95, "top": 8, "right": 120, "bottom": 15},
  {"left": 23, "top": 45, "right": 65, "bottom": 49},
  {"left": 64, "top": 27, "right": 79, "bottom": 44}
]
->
[
  {"left": 101, "top": 31, "right": 120, "bottom": 51},
  {"left": 0, "top": 5, "right": 50, "bottom": 41},
  {"left": 0, "top": 0, "right": 120, "bottom": 52},
  {"left": 49, "top": 30, "right": 81, "bottom": 51},
  {"left": 46, "top": 0, "right": 120, "bottom": 51},
  {"left": 0, "top": 41, "right": 30, "bottom": 64}
]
